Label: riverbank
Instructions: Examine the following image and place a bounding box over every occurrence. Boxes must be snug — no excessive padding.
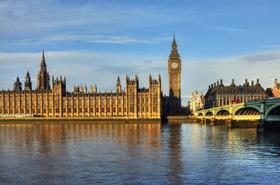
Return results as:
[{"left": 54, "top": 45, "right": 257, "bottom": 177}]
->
[{"left": 0, "top": 117, "right": 161, "bottom": 124}]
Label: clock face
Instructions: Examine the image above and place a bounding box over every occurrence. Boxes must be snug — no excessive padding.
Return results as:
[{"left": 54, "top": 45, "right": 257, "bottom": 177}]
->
[{"left": 171, "top": 62, "right": 178, "bottom": 69}]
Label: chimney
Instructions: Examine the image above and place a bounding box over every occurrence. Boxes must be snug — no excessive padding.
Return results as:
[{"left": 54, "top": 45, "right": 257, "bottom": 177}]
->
[
  {"left": 245, "top": 79, "right": 248, "bottom": 86},
  {"left": 256, "top": 79, "right": 260, "bottom": 85},
  {"left": 274, "top": 79, "right": 278, "bottom": 87},
  {"left": 220, "top": 79, "right": 223, "bottom": 85},
  {"left": 251, "top": 81, "right": 254, "bottom": 86},
  {"left": 217, "top": 80, "right": 219, "bottom": 86}
]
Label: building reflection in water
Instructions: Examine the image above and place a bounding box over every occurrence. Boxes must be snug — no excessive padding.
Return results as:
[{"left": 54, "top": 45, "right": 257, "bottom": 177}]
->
[
  {"left": 0, "top": 122, "right": 162, "bottom": 151},
  {"left": 0, "top": 122, "right": 163, "bottom": 184},
  {"left": 166, "top": 124, "right": 183, "bottom": 184}
]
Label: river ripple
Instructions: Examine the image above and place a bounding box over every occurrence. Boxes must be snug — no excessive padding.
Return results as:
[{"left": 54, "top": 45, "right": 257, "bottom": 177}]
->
[{"left": 0, "top": 123, "right": 280, "bottom": 185}]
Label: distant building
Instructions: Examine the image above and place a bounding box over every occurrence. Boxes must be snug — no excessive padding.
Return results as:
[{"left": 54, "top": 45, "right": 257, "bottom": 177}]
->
[
  {"left": 189, "top": 91, "right": 204, "bottom": 113},
  {"left": 204, "top": 79, "right": 267, "bottom": 109},
  {"left": 267, "top": 79, "right": 280, "bottom": 98}
]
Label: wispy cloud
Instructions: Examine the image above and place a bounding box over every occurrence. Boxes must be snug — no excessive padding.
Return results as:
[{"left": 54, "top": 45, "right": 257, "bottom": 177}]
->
[
  {"left": 0, "top": 34, "right": 170, "bottom": 47},
  {"left": 45, "top": 34, "right": 170, "bottom": 44},
  {"left": 0, "top": 49, "right": 280, "bottom": 105},
  {"left": 208, "top": 25, "right": 246, "bottom": 33}
]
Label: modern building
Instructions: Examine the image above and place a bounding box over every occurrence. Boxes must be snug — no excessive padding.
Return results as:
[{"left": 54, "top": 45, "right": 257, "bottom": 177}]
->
[
  {"left": 189, "top": 91, "right": 204, "bottom": 113},
  {"left": 0, "top": 38, "right": 183, "bottom": 119},
  {"left": 204, "top": 79, "right": 267, "bottom": 109}
]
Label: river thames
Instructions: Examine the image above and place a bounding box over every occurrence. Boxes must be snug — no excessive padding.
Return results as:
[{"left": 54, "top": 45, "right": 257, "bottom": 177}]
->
[{"left": 0, "top": 123, "right": 280, "bottom": 185}]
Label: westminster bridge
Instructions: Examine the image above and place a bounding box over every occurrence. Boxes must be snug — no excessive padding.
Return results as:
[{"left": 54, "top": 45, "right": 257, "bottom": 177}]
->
[{"left": 194, "top": 98, "right": 280, "bottom": 128}]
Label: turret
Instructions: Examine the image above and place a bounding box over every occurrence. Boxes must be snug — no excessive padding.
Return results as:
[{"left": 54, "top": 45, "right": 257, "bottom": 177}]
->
[
  {"left": 52, "top": 75, "right": 66, "bottom": 96},
  {"left": 14, "top": 76, "right": 22, "bottom": 92},
  {"left": 90, "top": 84, "right": 97, "bottom": 93},
  {"left": 116, "top": 76, "right": 122, "bottom": 93},
  {"left": 24, "top": 71, "right": 32, "bottom": 91},
  {"left": 231, "top": 79, "right": 235, "bottom": 86}
]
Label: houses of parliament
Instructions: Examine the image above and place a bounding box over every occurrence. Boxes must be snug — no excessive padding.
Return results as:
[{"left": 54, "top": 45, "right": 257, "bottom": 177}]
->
[{"left": 0, "top": 37, "right": 182, "bottom": 119}]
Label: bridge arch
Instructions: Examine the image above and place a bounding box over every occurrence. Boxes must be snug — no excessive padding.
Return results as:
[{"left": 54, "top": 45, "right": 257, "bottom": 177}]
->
[
  {"left": 205, "top": 111, "right": 213, "bottom": 116},
  {"left": 265, "top": 103, "right": 280, "bottom": 121},
  {"left": 198, "top": 113, "right": 203, "bottom": 116},
  {"left": 234, "top": 107, "right": 260, "bottom": 115},
  {"left": 216, "top": 109, "right": 230, "bottom": 116}
]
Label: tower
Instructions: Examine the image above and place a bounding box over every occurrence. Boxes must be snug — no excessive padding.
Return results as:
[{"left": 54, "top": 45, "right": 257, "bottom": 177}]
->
[
  {"left": 24, "top": 71, "right": 32, "bottom": 91},
  {"left": 167, "top": 35, "right": 182, "bottom": 114},
  {"left": 14, "top": 76, "right": 22, "bottom": 92},
  {"left": 116, "top": 76, "right": 122, "bottom": 93},
  {"left": 168, "top": 35, "right": 181, "bottom": 99},
  {"left": 37, "top": 51, "right": 50, "bottom": 91}
]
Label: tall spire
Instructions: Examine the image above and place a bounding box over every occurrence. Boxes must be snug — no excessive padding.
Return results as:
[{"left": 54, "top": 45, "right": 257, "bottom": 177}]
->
[
  {"left": 117, "top": 76, "right": 121, "bottom": 85},
  {"left": 37, "top": 51, "right": 50, "bottom": 91},
  {"left": 41, "top": 50, "right": 46, "bottom": 68},
  {"left": 169, "top": 34, "right": 180, "bottom": 58},
  {"left": 172, "top": 34, "right": 177, "bottom": 49}
]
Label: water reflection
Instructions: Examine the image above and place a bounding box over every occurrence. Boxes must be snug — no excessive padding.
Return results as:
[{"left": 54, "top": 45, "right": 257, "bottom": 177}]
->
[
  {"left": 167, "top": 124, "right": 183, "bottom": 184},
  {"left": 0, "top": 123, "right": 280, "bottom": 184}
]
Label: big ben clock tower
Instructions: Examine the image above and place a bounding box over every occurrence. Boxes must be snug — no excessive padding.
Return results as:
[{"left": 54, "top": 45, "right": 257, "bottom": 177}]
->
[
  {"left": 167, "top": 35, "right": 181, "bottom": 115},
  {"left": 168, "top": 35, "right": 181, "bottom": 100}
]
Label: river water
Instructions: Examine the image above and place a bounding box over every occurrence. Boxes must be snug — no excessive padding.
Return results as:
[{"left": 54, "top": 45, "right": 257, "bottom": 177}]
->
[{"left": 0, "top": 123, "right": 280, "bottom": 185}]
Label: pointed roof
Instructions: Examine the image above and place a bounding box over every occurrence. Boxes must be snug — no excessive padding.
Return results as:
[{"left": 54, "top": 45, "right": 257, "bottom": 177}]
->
[
  {"left": 25, "top": 71, "right": 31, "bottom": 84},
  {"left": 16, "top": 76, "right": 20, "bottom": 82},
  {"left": 41, "top": 50, "right": 46, "bottom": 67},
  {"left": 169, "top": 34, "right": 180, "bottom": 58},
  {"left": 172, "top": 34, "right": 177, "bottom": 49},
  {"left": 25, "top": 71, "right": 30, "bottom": 78}
]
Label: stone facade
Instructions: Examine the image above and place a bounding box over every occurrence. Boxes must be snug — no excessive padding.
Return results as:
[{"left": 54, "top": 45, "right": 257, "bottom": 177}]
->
[
  {"left": 0, "top": 53, "right": 162, "bottom": 119},
  {"left": 189, "top": 91, "right": 204, "bottom": 113},
  {"left": 204, "top": 79, "right": 267, "bottom": 109}
]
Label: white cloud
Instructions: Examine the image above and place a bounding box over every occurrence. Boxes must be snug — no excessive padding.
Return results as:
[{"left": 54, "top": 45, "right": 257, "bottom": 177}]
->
[{"left": 0, "top": 49, "right": 279, "bottom": 105}]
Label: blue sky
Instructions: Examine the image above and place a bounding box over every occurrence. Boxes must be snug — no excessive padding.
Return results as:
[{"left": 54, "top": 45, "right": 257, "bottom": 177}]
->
[{"left": 0, "top": 0, "right": 280, "bottom": 105}]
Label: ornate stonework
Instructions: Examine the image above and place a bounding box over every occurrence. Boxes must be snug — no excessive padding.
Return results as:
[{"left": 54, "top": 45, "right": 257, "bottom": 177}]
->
[{"left": 0, "top": 52, "right": 162, "bottom": 119}]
